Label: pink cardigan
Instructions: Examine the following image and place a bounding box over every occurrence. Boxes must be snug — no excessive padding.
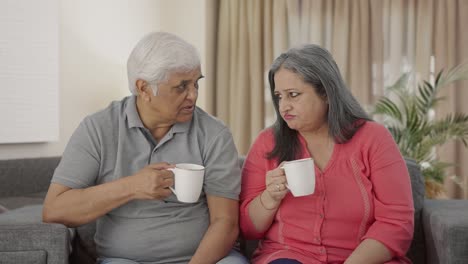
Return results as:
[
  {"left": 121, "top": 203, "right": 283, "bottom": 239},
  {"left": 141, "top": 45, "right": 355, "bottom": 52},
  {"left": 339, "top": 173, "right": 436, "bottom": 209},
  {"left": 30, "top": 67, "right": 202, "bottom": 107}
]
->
[{"left": 240, "top": 121, "right": 414, "bottom": 264}]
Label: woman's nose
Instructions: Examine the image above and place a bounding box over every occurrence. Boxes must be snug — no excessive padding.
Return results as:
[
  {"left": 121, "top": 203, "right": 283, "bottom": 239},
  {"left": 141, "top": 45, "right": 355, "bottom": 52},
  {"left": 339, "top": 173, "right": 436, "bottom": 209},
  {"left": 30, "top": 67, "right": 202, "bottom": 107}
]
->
[{"left": 279, "top": 99, "right": 292, "bottom": 112}]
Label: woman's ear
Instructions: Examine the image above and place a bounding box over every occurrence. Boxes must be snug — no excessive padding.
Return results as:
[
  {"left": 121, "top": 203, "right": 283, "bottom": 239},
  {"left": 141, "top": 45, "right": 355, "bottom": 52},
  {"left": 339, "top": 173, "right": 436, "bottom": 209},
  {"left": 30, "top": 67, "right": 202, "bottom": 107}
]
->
[
  {"left": 135, "top": 80, "right": 152, "bottom": 102},
  {"left": 322, "top": 94, "right": 328, "bottom": 104}
]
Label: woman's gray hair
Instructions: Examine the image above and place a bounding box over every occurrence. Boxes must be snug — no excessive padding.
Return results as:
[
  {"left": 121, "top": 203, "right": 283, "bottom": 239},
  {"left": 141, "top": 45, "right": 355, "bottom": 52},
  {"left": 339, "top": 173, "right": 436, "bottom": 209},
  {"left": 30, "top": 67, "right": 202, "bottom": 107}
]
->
[
  {"left": 127, "top": 32, "right": 200, "bottom": 95},
  {"left": 268, "top": 44, "right": 371, "bottom": 162}
]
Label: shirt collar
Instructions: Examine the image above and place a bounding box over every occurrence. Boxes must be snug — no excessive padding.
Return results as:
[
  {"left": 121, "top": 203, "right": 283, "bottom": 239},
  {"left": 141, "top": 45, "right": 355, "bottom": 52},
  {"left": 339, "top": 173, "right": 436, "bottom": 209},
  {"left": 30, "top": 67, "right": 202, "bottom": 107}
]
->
[
  {"left": 171, "top": 118, "right": 192, "bottom": 133},
  {"left": 125, "top": 96, "right": 145, "bottom": 128}
]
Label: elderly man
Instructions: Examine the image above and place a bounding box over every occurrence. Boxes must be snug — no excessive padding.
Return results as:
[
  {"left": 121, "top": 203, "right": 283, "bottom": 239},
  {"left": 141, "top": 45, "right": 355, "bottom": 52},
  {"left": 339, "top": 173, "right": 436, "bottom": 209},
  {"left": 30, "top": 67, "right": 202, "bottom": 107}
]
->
[{"left": 42, "top": 32, "right": 247, "bottom": 264}]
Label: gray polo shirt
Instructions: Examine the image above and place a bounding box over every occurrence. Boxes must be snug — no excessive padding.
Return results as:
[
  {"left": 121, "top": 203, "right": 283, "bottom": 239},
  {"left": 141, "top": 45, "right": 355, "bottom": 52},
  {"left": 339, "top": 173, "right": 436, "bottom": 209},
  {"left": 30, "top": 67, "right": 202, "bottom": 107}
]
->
[{"left": 52, "top": 96, "right": 240, "bottom": 263}]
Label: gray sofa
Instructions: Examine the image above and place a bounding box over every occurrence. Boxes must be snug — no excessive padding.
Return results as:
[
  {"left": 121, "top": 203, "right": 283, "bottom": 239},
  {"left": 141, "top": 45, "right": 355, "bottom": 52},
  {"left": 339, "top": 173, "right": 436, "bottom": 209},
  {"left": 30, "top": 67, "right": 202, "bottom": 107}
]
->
[{"left": 1, "top": 157, "right": 467, "bottom": 264}]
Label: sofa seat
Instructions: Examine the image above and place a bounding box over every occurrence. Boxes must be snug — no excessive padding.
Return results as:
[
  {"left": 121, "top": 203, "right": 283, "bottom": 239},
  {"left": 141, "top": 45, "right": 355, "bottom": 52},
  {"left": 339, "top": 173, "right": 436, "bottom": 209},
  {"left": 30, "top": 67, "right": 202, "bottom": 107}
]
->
[{"left": 0, "top": 191, "right": 46, "bottom": 211}]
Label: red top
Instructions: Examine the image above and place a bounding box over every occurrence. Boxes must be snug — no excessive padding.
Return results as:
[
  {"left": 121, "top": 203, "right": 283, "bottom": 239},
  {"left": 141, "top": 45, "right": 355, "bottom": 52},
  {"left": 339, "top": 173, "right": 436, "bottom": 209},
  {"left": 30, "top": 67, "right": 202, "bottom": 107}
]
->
[{"left": 240, "top": 121, "right": 414, "bottom": 264}]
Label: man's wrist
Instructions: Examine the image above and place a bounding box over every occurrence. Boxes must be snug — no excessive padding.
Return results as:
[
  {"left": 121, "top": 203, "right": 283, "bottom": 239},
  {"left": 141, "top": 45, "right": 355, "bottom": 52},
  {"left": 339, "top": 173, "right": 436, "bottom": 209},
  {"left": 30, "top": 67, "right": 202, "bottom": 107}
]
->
[{"left": 119, "top": 175, "right": 138, "bottom": 200}]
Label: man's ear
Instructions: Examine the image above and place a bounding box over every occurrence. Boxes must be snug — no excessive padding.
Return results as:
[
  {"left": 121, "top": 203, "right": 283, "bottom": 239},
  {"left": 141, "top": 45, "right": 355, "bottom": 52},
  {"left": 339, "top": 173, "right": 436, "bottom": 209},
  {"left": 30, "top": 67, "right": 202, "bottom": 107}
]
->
[{"left": 135, "top": 79, "right": 152, "bottom": 101}]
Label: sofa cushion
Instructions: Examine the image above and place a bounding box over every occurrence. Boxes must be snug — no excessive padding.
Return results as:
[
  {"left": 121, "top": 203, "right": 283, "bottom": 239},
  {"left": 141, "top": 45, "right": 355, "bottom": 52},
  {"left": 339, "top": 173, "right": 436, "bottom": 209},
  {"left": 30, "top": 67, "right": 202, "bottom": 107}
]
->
[
  {"left": 0, "top": 205, "right": 44, "bottom": 223},
  {"left": 0, "top": 204, "right": 7, "bottom": 214},
  {"left": 0, "top": 157, "right": 60, "bottom": 198},
  {"left": 0, "top": 192, "right": 46, "bottom": 210},
  {"left": 0, "top": 205, "right": 75, "bottom": 246}
]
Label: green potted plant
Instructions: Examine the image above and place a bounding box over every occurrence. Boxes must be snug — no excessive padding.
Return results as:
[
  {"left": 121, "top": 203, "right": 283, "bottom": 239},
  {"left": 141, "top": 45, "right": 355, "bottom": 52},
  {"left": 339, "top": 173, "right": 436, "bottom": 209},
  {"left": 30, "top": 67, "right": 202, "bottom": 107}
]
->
[{"left": 372, "top": 64, "right": 468, "bottom": 198}]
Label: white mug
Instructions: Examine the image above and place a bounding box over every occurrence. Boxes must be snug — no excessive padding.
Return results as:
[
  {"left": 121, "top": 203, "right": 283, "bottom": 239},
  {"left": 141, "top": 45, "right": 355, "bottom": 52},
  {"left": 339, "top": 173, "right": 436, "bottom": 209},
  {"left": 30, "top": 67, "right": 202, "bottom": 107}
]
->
[
  {"left": 168, "top": 163, "right": 205, "bottom": 203},
  {"left": 281, "top": 158, "right": 315, "bottom": 197}
]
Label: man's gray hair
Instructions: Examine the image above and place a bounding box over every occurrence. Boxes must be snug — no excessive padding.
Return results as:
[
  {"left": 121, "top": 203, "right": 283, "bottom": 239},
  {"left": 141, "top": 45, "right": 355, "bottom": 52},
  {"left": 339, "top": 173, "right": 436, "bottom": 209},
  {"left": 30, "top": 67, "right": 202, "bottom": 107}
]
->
[{"left": 127, "top": 32, "right": 200, "bottom": 95}]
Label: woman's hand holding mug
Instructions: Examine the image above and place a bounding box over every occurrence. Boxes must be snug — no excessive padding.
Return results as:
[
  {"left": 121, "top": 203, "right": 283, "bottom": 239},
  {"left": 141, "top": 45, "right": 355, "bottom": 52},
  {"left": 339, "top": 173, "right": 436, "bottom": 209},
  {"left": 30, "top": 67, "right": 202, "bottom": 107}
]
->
[{"left": 261, "top": 163, "right": 289, "bottom": 209}]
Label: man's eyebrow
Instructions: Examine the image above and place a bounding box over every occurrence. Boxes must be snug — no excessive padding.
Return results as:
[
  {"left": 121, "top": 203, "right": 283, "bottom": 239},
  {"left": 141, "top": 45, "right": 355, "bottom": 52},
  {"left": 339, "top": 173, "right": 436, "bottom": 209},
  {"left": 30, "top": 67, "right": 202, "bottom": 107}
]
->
[
  {"left": 173, "top": 80, "right": 190, "bottom": 87},
  {"left": 173, "top": 75, "right": 205, "bottom": 87}
]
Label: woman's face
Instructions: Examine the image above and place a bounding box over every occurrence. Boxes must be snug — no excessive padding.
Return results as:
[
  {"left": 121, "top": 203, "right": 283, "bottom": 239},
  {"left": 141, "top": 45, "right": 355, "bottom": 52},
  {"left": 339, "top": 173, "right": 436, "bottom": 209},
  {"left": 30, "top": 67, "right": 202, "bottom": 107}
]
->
[{"left": 273, "top": 68, "right": 328, "bottom": 133}]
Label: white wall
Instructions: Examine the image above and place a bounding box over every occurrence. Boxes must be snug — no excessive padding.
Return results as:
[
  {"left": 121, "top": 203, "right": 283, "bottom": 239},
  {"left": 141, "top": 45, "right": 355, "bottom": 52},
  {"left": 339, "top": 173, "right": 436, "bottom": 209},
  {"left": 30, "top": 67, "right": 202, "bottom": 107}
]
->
[{"left": 0, "top": 0, "right": 207, "bottom": 159}]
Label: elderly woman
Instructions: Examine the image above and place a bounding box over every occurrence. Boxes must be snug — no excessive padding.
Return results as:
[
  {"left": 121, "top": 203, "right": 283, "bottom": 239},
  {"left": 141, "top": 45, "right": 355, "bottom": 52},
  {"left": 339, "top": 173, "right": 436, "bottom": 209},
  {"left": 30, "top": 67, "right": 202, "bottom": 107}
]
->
[
  {"left": 240, "top": 45, "right": 414, "bottom": 264},
  {"left": 43, "top": 32, "right": 247, "bottom": 264}
]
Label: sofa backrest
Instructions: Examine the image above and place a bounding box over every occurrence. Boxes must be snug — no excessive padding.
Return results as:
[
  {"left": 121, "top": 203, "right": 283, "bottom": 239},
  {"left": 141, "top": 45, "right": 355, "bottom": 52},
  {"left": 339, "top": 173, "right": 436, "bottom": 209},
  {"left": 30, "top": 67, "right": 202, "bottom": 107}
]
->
[
  {"left": 0, "top": 157, "right": 61, "bottom": 198},
  {"left": 405, "top": 158, "right": 426, "bottom": 264}
]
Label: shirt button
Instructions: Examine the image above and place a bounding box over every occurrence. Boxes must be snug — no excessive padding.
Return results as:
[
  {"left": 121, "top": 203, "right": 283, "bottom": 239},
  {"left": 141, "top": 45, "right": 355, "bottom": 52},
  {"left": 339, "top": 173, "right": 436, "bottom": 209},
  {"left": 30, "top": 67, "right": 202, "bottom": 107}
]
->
[
  {"left": 319, "top": 214, "right": 324, "bottom": 218},
  {"left": 314, "top": 237, "right": 321, "bottom": 243}
]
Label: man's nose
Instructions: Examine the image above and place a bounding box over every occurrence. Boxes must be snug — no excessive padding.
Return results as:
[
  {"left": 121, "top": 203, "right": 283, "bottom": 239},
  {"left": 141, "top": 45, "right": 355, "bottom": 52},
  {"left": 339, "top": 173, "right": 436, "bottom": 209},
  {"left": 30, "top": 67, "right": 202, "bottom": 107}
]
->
[{"left": 186, "top": 86, "right": 198, "bottom": 101}]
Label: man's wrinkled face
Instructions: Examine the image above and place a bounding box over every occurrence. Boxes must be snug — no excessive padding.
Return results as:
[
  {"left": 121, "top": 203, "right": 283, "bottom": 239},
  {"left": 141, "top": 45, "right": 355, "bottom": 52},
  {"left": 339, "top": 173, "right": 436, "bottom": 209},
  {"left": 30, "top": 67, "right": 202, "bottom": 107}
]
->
[{"left": 147, "top": 68, "right": 204, "bottom": 124}]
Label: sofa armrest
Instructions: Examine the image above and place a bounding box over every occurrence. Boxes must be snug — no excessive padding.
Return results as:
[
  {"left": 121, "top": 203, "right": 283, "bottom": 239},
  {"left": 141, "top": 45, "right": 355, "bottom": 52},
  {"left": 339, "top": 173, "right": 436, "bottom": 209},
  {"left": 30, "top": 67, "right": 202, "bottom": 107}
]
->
[
  {"left": 0, "top": 223, "right": 70, "bottom": 264},
  {"left": 0, "top": 205, "right": 72, "bottom": 264},
  {"left": 422, "top": 199, "right": 468, "bottom": 264}
]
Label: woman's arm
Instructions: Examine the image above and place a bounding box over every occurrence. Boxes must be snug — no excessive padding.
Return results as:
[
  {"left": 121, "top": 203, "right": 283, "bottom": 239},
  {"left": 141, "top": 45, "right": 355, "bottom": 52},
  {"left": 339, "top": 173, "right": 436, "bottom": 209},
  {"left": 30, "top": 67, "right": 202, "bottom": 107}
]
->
[
  {"left": 240, "top": 130, "right": 289, "bottom": 239},
  {"left": 349, "top": 123, "right": 414, "bottom": 261},
  {"left": 344, "top": 238, "right": 392, "bottom": 264},
  {"left": 247, "top": 168, "right": 288, "bottom": 232}
]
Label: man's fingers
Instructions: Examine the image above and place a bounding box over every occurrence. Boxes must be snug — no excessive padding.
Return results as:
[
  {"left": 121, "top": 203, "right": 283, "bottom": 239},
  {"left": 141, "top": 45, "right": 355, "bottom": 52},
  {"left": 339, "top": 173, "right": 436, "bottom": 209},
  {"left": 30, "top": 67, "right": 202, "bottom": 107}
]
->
[
  {"left": 160, "top": 177, "right": 174, "bottom": 188},
  {"left": 147, "top": 162, "right": 175, "bottom": 170},
  {"left": 158, "top": 169, "right": 174, "bottom": 178},
  {"left": 159, "top": 188, "right": 173, "bottom": 197}
]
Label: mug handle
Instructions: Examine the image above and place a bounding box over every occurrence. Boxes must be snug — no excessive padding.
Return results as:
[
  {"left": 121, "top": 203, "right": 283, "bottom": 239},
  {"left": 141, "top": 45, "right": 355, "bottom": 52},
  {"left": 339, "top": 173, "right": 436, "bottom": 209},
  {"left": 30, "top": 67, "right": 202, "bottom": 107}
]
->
[
  {"left": 169, "top": 187, "right": 176, "bottom": 195},
  {"left": 167, "top": 168, "right": 177, "bottom": 195}
]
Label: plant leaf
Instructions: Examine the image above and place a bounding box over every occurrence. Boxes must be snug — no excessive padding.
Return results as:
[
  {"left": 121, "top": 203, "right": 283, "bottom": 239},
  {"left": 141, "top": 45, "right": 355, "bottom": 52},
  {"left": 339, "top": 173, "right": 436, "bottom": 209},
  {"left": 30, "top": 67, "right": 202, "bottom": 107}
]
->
[{"left": 372, "top": 63, "right": 468, "bottom": 186}]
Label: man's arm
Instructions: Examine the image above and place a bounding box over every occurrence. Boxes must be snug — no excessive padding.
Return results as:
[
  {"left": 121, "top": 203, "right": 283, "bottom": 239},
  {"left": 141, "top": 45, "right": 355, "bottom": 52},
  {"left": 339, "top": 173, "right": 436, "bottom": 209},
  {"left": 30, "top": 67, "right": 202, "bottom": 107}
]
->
[
  {"left": 43, "top": 163, "right": 174, "bottom": 227},
  {"left": 189, "top": 195, "right": 239, "bottom": 264},
  {"left": 43, "top": 181, "right": 134, "bottom": 227}
]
